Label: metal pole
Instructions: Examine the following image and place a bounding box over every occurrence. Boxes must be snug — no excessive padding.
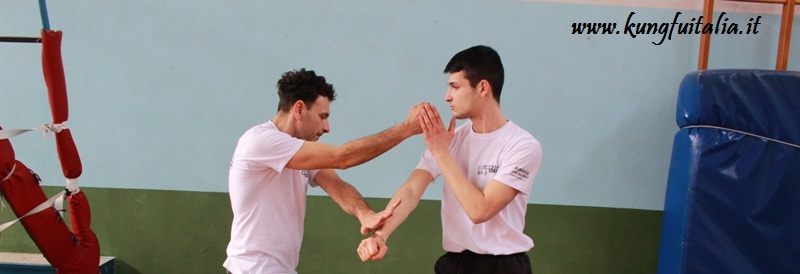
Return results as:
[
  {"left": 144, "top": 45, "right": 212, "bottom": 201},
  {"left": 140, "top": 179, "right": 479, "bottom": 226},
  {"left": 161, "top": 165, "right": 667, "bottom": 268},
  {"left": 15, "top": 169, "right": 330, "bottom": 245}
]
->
[{"left": 38, "top": 0, "right": 51, "bottom": 30}]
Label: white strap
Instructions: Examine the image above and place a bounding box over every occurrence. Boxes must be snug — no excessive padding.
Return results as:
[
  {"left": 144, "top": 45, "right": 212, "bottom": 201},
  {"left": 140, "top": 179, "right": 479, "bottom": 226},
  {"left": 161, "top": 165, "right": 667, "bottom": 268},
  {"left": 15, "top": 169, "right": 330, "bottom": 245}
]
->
[
  {"left": 55, "top": 192, "right": 66, "bottom": 218},
  {"left": 0, "top": 190, "right": 66, "bottom": 233},
  {"left": 65, "top": 178, "right": 80, "bottom": 194},
  {"left": 1, "top": 163, "right": 15, "bottom": 182},
  {"left": 682, "top": 125, "right": 800, "bottom": 149},
  {"left": 0, "top": 122, "right": 68, "bottom": 140}
]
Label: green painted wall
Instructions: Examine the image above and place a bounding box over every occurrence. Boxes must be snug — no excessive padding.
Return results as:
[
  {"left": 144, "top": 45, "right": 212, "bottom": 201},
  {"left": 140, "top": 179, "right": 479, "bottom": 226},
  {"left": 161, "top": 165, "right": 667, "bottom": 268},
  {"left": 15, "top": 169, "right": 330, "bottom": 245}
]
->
[{"left": 0, "top": 187, "right": 661, "bottom": 273}]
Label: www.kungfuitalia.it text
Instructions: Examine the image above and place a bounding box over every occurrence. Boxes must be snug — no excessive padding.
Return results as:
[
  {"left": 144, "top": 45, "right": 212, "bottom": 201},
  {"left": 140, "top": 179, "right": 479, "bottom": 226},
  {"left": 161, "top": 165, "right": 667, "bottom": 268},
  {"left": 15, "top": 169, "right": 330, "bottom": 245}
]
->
[{"left": 571, "top": 12, "right": 763, "bottom": 45}]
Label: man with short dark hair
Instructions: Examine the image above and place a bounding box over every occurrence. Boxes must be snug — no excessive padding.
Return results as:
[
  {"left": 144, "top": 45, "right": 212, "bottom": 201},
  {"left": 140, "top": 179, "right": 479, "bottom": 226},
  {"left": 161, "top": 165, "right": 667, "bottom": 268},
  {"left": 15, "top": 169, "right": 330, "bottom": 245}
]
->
[{"left": 358, "top": 46, "right": 543, "bottom": 274}]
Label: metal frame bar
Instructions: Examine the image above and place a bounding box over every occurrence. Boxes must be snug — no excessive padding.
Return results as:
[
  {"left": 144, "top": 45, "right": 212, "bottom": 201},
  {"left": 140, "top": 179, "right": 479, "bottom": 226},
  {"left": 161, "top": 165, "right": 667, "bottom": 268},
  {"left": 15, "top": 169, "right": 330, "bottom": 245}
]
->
[
  {"left": 38, "top": 0, "right": 51, "bottom": 30},
  {"left": 699, "top": 0, "right": 798, "bottom": 70},
  {"left": 0, "top": 37, "right": 42, "bottom": 43}
]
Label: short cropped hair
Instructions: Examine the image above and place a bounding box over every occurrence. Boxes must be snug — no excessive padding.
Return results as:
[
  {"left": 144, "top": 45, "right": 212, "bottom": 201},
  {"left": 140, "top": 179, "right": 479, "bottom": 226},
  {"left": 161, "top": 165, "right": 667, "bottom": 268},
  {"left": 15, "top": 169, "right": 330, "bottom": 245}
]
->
[
  {"left": 443, "top": 45, "right": 504, "bottom": 103},
  {"left": 276, "top": 68, "right": 336, "bottom": 112}
]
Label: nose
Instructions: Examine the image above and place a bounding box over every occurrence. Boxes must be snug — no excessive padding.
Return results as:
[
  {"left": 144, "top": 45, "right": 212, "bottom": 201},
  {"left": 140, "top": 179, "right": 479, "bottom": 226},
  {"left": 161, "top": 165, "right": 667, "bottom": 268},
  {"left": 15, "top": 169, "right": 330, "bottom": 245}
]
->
[
  {"left": 322, "top": 119, "right": 330, "bottom": 133},
  {"left": 445, "top": 88, "right": 453, "bottom": 102}
]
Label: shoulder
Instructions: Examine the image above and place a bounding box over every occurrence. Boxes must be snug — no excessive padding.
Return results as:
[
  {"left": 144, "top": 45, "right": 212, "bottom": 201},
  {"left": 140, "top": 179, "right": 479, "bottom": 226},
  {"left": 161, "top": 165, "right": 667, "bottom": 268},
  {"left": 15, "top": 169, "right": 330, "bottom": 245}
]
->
[
  {"left": 240, "top": 122, "right": 299, "bottom": 147},
  {"left": 505, "top": 122, "right": 542, "bottom": 151},
  {"left": 247, "top": 122, "right": 287, "bottom": 138},
  {"left": 453, "top": 120, "right": 472, "bottom": 136},
  {"left": 507, "top": 121, "right": 537, "bottom": 140}
]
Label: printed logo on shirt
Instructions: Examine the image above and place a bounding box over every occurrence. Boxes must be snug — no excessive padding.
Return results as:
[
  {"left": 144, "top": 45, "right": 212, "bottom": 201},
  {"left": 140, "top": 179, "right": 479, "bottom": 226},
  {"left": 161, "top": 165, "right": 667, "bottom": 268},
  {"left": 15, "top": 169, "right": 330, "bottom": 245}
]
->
[
  {"left": 510, "top": 167, "right": 530, "bottom": 180},
  {"left": 301, "top": 170, "right": 310, "bottom": 178},
  {"left": 477, "top": 164, "right": 499, "bottom": 176}
]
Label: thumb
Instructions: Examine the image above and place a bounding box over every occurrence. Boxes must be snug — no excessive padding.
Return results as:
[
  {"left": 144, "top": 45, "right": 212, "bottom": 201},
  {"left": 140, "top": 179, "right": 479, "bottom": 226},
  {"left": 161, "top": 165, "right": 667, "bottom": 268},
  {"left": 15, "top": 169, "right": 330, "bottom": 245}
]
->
[
  {"left": 361, "top": 226, "right": 371, "bottom": 236},
  {"left": 448, "top": 117, "right": 456, "bottom": 133},
  {"left": 387, "top": 199, "right": 402, "bottom": 213}
]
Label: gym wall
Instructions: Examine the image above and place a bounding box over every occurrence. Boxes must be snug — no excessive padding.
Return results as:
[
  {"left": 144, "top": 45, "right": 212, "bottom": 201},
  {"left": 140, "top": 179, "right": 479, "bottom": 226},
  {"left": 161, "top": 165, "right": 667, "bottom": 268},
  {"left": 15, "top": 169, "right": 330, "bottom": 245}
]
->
[{"left": 1, "top": 1, "right": 797, "bottom": 273}]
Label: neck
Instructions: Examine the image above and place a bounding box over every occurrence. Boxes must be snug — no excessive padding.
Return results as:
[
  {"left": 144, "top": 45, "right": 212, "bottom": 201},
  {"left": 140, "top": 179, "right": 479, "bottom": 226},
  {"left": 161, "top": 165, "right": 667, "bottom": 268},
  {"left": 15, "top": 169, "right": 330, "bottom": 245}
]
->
[
  {"left": 469, "top": 103, "right": 506, "bottom": 133},
  {"left": 272, "top": 111, "right": 295, "bottom": 137}
]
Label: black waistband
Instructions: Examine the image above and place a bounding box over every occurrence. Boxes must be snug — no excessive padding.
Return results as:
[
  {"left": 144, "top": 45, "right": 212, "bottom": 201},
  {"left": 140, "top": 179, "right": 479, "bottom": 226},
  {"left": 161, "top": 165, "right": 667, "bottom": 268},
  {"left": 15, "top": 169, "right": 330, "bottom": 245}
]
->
[{"left": 452, "top": 250, "right": 527, "bottom": 257}]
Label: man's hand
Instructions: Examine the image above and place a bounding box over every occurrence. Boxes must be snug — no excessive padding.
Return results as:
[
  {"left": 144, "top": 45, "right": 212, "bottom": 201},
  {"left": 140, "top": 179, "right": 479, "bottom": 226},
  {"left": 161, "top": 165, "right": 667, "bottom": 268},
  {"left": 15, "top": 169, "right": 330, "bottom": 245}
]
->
[
  {"left": 420, "top": 104, "right": 455, "bottom": 154},
  {"left": 357, "top": 234, "right": 388, "bottom": 262},
  {"left": 402, "top": 103, "right": 428, "bottom": 136},
  {"left": 359, "top": 199, "right": 401, "bottom": 235}
]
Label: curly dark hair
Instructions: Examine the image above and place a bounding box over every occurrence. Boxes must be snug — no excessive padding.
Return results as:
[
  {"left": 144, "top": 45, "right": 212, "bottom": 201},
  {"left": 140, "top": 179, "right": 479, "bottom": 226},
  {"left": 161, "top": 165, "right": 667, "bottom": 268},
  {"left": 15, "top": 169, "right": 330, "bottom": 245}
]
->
[
  {"left": 444, "top": 45, "right": 504, "bottom": 103},
  {"left": 276, "top": 68, "right": 336, "bottom": 112}
]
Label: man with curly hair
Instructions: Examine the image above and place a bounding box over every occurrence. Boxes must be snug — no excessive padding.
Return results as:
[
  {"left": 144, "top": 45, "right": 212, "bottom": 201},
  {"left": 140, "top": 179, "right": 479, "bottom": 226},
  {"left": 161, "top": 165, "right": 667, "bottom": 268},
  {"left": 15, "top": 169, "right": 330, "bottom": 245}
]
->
[{"left": 224, "top": 68, "right": 427, "bottom": 274}]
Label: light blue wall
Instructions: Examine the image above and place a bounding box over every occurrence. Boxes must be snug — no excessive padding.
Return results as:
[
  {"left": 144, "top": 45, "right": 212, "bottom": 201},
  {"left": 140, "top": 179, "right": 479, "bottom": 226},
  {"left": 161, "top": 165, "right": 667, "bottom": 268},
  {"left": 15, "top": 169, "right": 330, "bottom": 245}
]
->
[{"left": 2, "top": 1, "right": 798, "bottom": 211}]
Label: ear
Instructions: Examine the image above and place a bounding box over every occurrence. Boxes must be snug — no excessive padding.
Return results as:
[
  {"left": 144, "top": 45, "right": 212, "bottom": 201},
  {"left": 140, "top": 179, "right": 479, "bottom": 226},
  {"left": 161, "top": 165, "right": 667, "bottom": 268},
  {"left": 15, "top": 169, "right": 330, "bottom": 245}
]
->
[
  {"left": 292, "top": 100, "right": 306, "bottom": 120},
  {"left": 478, "top": 80, "right": 491, "bottom": 98}
]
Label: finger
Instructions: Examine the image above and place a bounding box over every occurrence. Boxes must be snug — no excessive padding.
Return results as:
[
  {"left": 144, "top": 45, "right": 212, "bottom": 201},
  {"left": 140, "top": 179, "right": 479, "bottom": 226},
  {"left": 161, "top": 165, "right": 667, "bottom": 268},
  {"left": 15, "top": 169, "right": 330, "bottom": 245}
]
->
[
  {"left": 374, "top": 244, "right": 388, "bottom": 260},
  {"left": 367, "top": 241, "right": 378, "bottom": 256},
  {"left": 365, "top": 244, "right": 376, "bottom": 261},
  {"left": 417, "top": 102, "right": 428, "bottom": 115},
  {"left": 358, "top": 243, "right": 367, "bottom": 261},
  {"left": 421, "top": 108, "right": 433, "bottom": 131},
  {"left": 420, "top": 117, "right": 428, "bottom": 134},
  {"left": 377, "top": 209, "right": 391, "bottom": 220},
  {"left": 361, "top": 226, "right": 370, "bottom": 236},
  {"left": 424, "top": 104, "right": 436, "bottom": 128},
  {"left": 412, "top": 102, "right": 423, "bottom": 112},
  {"left": 448, "top": 116, "right": 456, "bottom": 133},
  {"left": 372, "top": 202, "right": 398, "bottom": 224},
  {"left": 359, "top": 247, "right": 370, "bottom": 262},
  {"left": 430, "top": 104, "right": 442, "bottom": 126},
  {"left": 387, "top": 199, "right": 402, "bottom": 212}
]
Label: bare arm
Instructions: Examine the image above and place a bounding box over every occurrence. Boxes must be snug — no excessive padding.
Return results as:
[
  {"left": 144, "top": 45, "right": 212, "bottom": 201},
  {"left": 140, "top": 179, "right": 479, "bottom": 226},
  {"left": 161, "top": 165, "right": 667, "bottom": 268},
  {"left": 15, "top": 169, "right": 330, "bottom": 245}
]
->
[
  {"left": 286, "top": 103, "right": 425, "bottom": 170},
  {"left": 430, "top": 153, "right": 519, "bottom": 223},
  {"left": 358, "top": 169, "right": 433, "bottom": 261},
  {"left": 420, "top": 104, "right": 519, "bottom": 224},
  {"left": 314, "top": 169, "right": 373, "bottom": 220},
  {"left": 314, "top": 169, "right": 400, "bottom": 234},
  {"left": 373, "top": 169, "right": 432, "bottom": 240}
]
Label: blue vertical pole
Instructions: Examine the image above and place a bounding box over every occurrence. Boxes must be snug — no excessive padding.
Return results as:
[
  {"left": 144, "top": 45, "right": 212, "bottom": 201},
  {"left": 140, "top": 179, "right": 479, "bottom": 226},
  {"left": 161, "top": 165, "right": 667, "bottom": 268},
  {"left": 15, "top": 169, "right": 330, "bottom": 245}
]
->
[{"left": 38, "top": 0, "right": 51, "bottom": 30}]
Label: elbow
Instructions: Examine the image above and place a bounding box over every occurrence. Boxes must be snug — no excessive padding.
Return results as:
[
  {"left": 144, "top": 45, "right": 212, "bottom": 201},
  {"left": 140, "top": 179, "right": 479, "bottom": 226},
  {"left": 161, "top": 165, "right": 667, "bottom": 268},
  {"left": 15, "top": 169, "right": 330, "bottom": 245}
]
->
[
  {"left": 331, "top": 151, "right": 357, "bottom": 170},
  {"left": 466, "top": 209, "right": 493, "bottom": 224},
  {"left": 334, "top": 162, "right": 352, "bottom": 170},
  {"left": 468, "top": 215, "right": 491, "bottom": 224},
  {"left": 334, "top": 162, "right": 353, "bottom": 170}
]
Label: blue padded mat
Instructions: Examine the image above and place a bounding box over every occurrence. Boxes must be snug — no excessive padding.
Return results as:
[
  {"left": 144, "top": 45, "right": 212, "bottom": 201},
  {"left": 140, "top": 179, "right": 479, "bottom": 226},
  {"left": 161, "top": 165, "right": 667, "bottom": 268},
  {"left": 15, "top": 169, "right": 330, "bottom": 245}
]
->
[{"left": 658, "top": 70, "right": 800, "bottom": 274}]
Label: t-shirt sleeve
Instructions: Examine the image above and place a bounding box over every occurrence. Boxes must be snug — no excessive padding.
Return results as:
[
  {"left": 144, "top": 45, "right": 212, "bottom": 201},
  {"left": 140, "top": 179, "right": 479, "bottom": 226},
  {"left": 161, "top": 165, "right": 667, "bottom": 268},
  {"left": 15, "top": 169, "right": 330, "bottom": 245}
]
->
[
  {"left": 414, "top": 149, "right": 441, "bottom": 179},
  {"left": 244, "top": 129, "right": 304, "bottom": 173},
  {"left": 493, "top": 141, "right": 542, "bottom": 194},
  {"left": 308, "top": 169, "right": 321, "bottom": 187}
]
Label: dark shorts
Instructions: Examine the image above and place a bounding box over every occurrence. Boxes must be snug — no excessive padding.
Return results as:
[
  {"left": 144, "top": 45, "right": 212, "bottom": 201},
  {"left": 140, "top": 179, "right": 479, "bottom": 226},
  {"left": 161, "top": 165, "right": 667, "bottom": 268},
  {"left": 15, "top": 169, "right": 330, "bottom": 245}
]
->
[{"left": 434, "top": 250, "right": 532, "bottom": 274}]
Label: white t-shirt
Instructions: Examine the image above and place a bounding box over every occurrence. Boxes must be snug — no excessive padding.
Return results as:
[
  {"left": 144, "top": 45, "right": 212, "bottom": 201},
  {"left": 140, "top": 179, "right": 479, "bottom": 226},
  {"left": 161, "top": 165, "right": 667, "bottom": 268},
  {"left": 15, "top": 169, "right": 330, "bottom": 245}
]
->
[
  {"left": 416, "top": 120, "right": 542, "bottom": 255},
  {"left": 224, "top": 121, "right": 318, "bottom": 274}
]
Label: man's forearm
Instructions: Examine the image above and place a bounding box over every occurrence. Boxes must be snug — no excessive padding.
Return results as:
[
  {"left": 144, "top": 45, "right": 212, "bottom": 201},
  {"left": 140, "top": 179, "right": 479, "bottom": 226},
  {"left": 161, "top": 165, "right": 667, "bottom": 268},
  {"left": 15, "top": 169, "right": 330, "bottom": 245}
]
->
[
  {"left": 327, "top": 179, "right": 372, "bottom": 219},
  {"left": 374, "top": 193, "right": 416, "bottom": 241},
  {"left": 373, "top": 171, "right": 430, "bottom": 240},
  {"left": 335, "top": 123, "right": 413, "bottom": 169},
  {"left": 432, "top": 149, "right": 490, "bottom": 222}
]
